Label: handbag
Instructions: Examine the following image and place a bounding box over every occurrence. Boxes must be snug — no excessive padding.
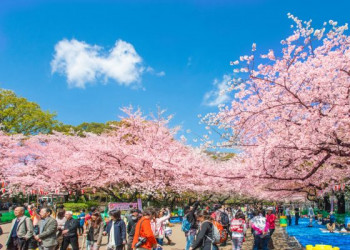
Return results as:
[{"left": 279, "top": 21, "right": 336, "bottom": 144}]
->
[{"left": 164, "top": 227, "right": 172, "bottom": 237}]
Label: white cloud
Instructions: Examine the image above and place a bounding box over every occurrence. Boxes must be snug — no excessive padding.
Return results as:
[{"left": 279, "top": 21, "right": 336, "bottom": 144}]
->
[
  {"left": 51, "top": 39, "right": 152, "bottom": 88},
  {"left": 156, "top": 71, "right": 165, "bottom": 77},
  {"left": 203, "top": 74, "right": 231, "bottom": 106},
  {"left": 145, "top": 66, "right": 165, "bottom": 77}
]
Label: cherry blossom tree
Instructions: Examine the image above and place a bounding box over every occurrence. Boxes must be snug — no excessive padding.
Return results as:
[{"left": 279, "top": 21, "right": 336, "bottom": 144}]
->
[
  {"left": 2, "top": 107, "right": 229, "bottom": 198},
  {"left": 203, "top": 14, "right": 350, "bottom": 199}
]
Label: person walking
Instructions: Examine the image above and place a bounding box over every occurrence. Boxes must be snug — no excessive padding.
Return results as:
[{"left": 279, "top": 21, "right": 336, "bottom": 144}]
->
[
  {"left": 84, "top": 212, "right": 104, "bottom": 250},
  {"left": 126, "top": 209, "right": 141, "bottom": 250},
  {"left": 132, "top": 209, "right": 157, "bottom": 250},
  {"left": 183, "top": 201, "right": 199, "bottom": 250},
  {"left": 190, "top": 210, "right": 218, "bottom": 250},
  {"left": 285, "top": 207, "right": 292, "bottom": 226},
  {"left": 308, "top": 206, "right": 315, "bottom": 226},
  {"left": 266, "top": 207, "right": 276, "bottom": 249},
  {"left": 55, "top": 209, "right": 66, "bottom": 250},
  {"left": 105, "top": 210, "right": 126, "bottom": 250},
  {"left": 61, "top": 211, "right": 79, "bottom": 250},
  {"left": 29, "top": 205, "right": 40, "bottom": 249},
  {"left": 216, "top": 205, "right": 230, "bottom": 246},
  {"left": 6, "top": 206, "right": 34, "bottom": 250},
  {"left": 78, "top": 210, "right": 86, "bottom": 236},
  {"left": 34, "top": 208, "right": 58, "bottom": 250},
  {"left": 251, "top": 210, "right": 270, "bottom": 250},
  {"left": 230, "top": 211, "right": 247, "bottom": 250}
]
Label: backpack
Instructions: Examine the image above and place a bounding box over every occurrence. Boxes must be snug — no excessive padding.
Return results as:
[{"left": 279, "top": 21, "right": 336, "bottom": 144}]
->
[
  {"left": 220, "top": 212, "right": 230, "bottom": 226},
  {"left": 230, "top": 218, "right": 245, "bottom": 233},
  {"left": 212, "top": 221, "right": 227, "bottom": 244},
  {"left": 181, "top": 216, "right": 192, "bottom": 233}
]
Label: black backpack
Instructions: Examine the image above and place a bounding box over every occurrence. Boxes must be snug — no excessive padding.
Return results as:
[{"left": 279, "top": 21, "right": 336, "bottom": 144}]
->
[{"left": 220, "top": 212, "right": 229, "bottom": 226}]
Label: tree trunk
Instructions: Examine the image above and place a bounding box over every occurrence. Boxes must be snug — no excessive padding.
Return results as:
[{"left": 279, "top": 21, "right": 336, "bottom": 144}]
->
[
  {"left": 337, "top": 193, "right": 346, "bottom": 214},
  {"left": 324, "top": 195, "right": 331, "bottom": 212},
  {"left": 170, "top": 197, "right": 176, "bottom": 211}
]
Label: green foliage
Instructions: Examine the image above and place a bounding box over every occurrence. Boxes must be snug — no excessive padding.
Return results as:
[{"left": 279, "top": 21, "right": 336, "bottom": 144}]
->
[
  {"left": 0, "top": 89, "right": 58, "bottom": 135},
  {"left": 0, "top": 210, "right": 30, "bottom": 223},
  {"left": 206, "top": 151, "right": 236, "bottom": 161},
  {"left": 335, "top": 213, "right": 350, "bottom": 224},
  {"left": 55, "top": 121, "right": 122, "bottom": 136},
  {"left": 86, "top": 200, "right": 99, "bottom": 208},
  {"left": 63, "top": 203, "right": 88, "bottom": 212}
]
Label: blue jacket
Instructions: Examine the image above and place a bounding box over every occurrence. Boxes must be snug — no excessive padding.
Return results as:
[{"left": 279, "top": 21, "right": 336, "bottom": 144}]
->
[
  {"left": 106, "top": 219, "right": 126, "bottom": 246},
  {"left": 79, "top": 213, "right": 85, "bottom": 227}
]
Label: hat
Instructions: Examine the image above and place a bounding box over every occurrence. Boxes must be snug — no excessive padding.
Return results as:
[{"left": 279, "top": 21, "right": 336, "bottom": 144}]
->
[
  {"left": 66, "top": 211, "right": 73, "bottom": 215},
  {"left": 267, "top": 207, "right": 274, "bottom": 211}
]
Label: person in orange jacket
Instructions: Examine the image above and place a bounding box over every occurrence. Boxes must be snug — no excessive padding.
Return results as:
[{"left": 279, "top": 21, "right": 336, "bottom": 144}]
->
[{"left": 132, "top": 208, "right": 157, "bottom": 250}]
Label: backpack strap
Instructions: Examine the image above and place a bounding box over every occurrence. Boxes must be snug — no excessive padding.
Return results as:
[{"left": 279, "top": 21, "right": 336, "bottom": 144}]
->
[
  {"left": 22, "top": 217, "right": 29, "bottom": 234},
  {"left": 203, "top": 221, "right": 214, "bottom": 244},
  {"left": 137, "top": 218, "right": 145, "bottom": 237}
]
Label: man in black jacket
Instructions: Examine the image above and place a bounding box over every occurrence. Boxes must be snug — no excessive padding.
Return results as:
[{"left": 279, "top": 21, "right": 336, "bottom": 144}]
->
[
  {"left": 184, "top": 201, "right": 199, "bottom": 250},
  {"left": 126, "top": 209, "right": 141, "bottom": 250},
  {"left": 61, "top": 211, "right": 79, "bottom": 250}
]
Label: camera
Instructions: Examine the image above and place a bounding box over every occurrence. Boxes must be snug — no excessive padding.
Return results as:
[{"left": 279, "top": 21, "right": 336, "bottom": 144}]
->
[{"left": 134, "top": 237, "right": 147, "bottom": 248}]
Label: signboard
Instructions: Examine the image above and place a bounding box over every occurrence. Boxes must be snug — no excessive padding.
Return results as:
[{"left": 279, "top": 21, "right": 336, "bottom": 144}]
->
[{"left": 108, "top": 202, "right": 138, "bottom": 211}]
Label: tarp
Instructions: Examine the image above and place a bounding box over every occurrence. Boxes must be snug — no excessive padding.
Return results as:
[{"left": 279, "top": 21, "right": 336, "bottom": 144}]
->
[{"left": 286, "top": 218, "right": 350, "bottom": 249}]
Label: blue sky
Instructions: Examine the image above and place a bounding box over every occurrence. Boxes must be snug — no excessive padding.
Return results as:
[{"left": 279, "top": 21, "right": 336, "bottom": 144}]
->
[{"left": 0, "top": 0, "right": 349, "bottom": 144}]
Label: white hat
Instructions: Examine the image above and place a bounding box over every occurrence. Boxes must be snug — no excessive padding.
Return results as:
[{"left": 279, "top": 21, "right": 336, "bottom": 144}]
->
[
  {"left": 66, "top": 211, "right": 73, "bottom": 215},
  {"left": 267, "top": 207, "right": 274, "bottom": 211}
]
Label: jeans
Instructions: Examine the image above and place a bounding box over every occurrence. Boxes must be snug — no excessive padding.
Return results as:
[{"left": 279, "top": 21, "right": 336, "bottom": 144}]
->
[
  {"left": 87, "top": 241, "right": 100, "bottom": 250},
  {"left": 185, "top": 234, "right": 195, "bottom": 250},
  {"left": 295, "top": 215, "right": 300, "bottom": 225},
  {"left": 287, "top": 215, "right": 292, "bottom": 226},
  {"left": 156, "top": 238, "right": 164, "bottom": 246},
  {"left": 231, "top": 237, "right": 244, "bottom": 250},
  {"left": 86, "top": 240, "right": 92, "bottom": 250},
  {"left": 253, "top": 235, "right": 270, "bottom": 250}
]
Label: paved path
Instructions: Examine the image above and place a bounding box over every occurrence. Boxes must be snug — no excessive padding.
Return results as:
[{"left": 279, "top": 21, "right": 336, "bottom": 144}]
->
[{"left": 0, "top": 222, "right": 295, "bottom": 250}]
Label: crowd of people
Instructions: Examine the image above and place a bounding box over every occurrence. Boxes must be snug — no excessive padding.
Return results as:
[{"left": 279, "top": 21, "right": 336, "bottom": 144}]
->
[
  {"left": 2, "top": 204, "right": 174, "bottom": 250},
  {"left": 1, "top": 202, "right": 350, "bottom": 250},
  {"left": 182, "top": 203, "right": 277, "bottom": 250}
]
